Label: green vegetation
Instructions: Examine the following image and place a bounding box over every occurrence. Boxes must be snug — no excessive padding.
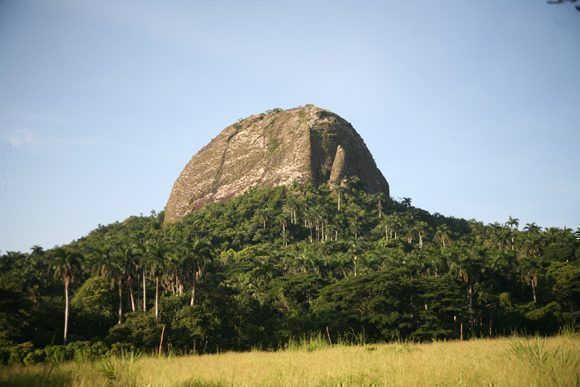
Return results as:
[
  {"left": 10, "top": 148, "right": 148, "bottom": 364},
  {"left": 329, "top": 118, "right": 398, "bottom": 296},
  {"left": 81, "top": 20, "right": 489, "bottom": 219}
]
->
[
  {"left": 0, "top": 181, "right": 578, "bottom": 364},
  {"left": 267, "top": 137, "right": 280, "bottom": 153}
]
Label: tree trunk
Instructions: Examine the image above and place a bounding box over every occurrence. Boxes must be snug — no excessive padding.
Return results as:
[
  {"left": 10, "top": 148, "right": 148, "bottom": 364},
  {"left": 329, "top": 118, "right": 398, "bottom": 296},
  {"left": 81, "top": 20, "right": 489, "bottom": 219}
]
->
[
  {"left": 117, "top": 277, "right": 123, "bottom": 324},
  {"left": 142, "top": 268, "right": 147, "bottom": 312},
  {"left": 158, "top": 324, "right": 165, "bottom": 356},
  {"left": 155, "top": 275, "right": 159, "bottom": 321},
  {"left": 64, "top": 274, "right": 70, "bottom": 344},
  {"left": 128, "top": 276, "right": 136, "bottom": 312},
  {"left": 468, "top": 281, "right": 474, "bottom": 337},
  {"left": 190, "top": 269, "right": 196, "bottom": 306},
  {"left": 531, "top": 277, "right": 537, "bottom": 304},
  {"left": 468, "top": 282, "right": 473, "bottom": 312}
]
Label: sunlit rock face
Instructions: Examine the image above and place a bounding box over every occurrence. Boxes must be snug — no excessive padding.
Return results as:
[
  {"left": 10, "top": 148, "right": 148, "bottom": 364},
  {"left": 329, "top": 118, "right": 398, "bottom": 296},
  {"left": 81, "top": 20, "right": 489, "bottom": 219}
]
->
[{"left": 165, "top": 105, "right": 389, "bottom": 223}]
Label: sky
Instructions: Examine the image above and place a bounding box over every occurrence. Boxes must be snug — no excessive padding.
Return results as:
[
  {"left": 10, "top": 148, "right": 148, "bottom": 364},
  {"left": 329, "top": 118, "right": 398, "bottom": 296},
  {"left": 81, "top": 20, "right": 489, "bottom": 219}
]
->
[{"left": 1, "top": 0, "right": 579, "bottom": 253}]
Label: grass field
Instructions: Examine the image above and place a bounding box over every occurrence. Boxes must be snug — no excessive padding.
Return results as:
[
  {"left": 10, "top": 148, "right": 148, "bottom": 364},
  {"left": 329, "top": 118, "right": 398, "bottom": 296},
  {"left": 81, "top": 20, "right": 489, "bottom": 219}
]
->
[{"left": 1, "top": 335, "right": 578, "bottom": 386}]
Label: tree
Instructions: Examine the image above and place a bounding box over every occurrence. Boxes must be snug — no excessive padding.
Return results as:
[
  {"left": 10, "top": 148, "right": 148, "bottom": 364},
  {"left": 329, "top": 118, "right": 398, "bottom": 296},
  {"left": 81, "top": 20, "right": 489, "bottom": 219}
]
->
[
  {"left": 519, "top": 256, "right": 541, "bottom": 304},
  {"left": 415, "top": 221, "right": 429, "bottom": 249},
  {"left": 71, "top": 276, "right": 115, "bottom": 338},
  {"left": 99, "top": 234, "right": 127, "bottom": 325},
  {"left": 188, "top": 236, "right": 213, "bottom": 306},
  {"left": 49, "top": 246, "right": 82, "bottom": 344},
  {"left": 2, "top": 182, "right": 579, "bottom": 354},
  {"left": 435, "top": 224, "right": 451, "bottom": 249},
  {"left": 506, "top": 216, "right": 519, "bottom": 251},
  {"left": 121, "top": 243, "right": 139, "bottom": 313},
  {"left": 145, "top": 231, "right": 166, "bottom": 321}
]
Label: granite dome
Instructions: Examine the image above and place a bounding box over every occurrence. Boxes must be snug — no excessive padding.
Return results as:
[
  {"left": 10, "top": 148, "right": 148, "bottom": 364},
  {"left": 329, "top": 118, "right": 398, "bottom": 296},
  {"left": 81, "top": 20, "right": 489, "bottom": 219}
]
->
[{"left": 165, "top": 105, "right": 389, "bottom": 223}]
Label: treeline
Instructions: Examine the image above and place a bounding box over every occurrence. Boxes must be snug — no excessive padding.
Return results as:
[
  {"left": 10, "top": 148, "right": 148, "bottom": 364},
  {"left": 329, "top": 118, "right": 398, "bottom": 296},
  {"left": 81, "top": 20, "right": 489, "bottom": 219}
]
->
[{"left": 0, "top": 181, "right": 578, "bottom": 364}]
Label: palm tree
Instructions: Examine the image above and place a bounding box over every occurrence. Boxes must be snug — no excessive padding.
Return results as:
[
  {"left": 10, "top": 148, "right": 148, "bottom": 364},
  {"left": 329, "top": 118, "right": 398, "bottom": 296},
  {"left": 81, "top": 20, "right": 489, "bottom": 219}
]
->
[
  {"left": 401, "top": 197, "right": 412, "bottom": 208},
  {"left": 435, "top": 224, "right": 451, "bottom": 249},
  {"left": 98, "top": 239, "right": 124, "bottom": 325},
  {"left": 101, "top": 233, "right": 136, "bottom": 324},
  {"left": 447, "top": 244, "right": 483, "bottom": 338},
  {"left": 138, "top": 249, "right": 148, "bottom": 313},
  {"left": 276, "top": 213, "right": 289, "bottom": 247},
  {"left": 122, "top": 245, "right": 138, "bottom": 313},
  {"left": 523, "top": 222, "right": 541, "bottom": 234},
  {"left": 519, "top": 256, "right": 541, "bottom": 303},
  {"left": 506, "top": 216, "right": 519, "bottom": 230},
  {"left": 415, "top": 221, "right": 429, "bottom": 249},
  {"left": 50, "top": 246, "right": 82, "bottom": 344},
  {"left": 506, "top": 216, "right": 519, "bottom": 251},
  {"left": 145, "top": 232, "right": 166, "bottom": 321},
  {"left": 376, "top": 193, "right": 385, "bottom": 218},
  {"left": 188, "top": 236, "right": 213, "bottom": 306},
  {"left": 109, "top": 259, "right": 124, "bottom": 324},
  {"left": 379, "top": 213, "right": 400, "bottom": 242},
  {"left": 521, "top": 222, "right": 542, "bottom": 260}
]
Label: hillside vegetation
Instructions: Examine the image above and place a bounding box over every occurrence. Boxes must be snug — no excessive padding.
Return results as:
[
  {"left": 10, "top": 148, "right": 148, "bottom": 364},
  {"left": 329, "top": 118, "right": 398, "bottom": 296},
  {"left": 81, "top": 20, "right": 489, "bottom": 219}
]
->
[
  {"left": 1, "top": 336, "right": 578, "bottom": 386},
  {"left": 0, "top": 181, "right": 578, "bottom": 363}
]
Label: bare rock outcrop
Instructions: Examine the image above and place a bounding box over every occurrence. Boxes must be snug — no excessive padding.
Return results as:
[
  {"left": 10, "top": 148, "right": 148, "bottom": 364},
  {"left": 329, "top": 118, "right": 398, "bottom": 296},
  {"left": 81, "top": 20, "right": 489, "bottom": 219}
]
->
[{"left": 165, "top": 105, "right": 389, "bottom": 223}]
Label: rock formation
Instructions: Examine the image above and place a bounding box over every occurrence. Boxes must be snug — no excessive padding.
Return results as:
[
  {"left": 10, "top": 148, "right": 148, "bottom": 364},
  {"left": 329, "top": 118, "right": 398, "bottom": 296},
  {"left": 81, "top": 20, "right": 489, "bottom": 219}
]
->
[{"left": 165, "top": 105, "right": 389, "bottom": 223}]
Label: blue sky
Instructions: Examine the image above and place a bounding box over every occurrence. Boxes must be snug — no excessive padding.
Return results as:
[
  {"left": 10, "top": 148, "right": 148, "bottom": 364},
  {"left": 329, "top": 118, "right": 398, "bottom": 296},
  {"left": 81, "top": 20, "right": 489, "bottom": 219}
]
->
[{"left": 1, "top": 0, "right": 579, "bottom": 252}]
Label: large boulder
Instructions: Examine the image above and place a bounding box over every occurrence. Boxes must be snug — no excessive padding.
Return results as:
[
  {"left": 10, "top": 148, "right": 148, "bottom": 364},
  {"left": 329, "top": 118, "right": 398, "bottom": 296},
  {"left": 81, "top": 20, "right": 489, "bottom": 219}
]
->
[{"left": 165, "top": 105, "right": 389, "bottom": 223}]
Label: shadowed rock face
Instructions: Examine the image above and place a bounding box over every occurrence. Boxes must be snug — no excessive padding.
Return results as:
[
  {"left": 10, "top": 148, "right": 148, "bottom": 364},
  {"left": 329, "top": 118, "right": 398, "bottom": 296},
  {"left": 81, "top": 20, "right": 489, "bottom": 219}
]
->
[{"left": 165, "top": 105, "right": 389, "bottom": 223}]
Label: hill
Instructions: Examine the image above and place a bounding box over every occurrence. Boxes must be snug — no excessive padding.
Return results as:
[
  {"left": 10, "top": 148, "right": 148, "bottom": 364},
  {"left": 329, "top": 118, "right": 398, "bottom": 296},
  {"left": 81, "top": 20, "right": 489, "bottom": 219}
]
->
[{"left": 0, "top": 182, "right": 578, "bottom": 364}]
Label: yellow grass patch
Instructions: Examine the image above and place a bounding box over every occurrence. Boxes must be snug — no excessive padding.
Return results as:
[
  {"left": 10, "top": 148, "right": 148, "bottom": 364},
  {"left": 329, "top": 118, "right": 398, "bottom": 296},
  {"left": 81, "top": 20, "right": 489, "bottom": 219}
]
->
[{"left": 1, "top": 336, "right": 578, "bottom": 386}]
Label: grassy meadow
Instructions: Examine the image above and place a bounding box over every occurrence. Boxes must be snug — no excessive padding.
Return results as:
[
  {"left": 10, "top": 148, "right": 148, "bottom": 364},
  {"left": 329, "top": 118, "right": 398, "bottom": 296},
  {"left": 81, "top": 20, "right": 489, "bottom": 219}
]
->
[{"left": 0, "top": 335, "right": 578, "bottom": 386}]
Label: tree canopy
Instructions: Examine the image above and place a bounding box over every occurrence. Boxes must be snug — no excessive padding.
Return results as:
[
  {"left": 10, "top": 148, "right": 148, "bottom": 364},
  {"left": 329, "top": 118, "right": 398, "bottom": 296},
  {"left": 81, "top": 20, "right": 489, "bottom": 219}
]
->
[{"left": 0, "top": 182, "right": 578, "bottom": 363}]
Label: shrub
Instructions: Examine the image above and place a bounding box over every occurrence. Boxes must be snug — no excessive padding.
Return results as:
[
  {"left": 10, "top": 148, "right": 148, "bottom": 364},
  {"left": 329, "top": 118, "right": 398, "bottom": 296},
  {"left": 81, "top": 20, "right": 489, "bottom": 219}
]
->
[
  {"left": 23, "top": 348, "right": 46, "bottom": 365},
  {"left": 9, "top": 342, "right": 34, "bottom": 365},
  {"left": 66, "top": 340, "right": 108, "bottom": 362},
  {"left": 108, "top": 342, "right": 137, "bottom": 357},
  {"left": 107, "top": 313, "right": 163, "bottom": 351}
]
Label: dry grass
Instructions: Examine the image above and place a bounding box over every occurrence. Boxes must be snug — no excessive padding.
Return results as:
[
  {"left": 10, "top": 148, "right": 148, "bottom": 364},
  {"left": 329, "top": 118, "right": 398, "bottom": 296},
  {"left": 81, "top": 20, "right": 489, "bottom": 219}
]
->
[{"left": 1, "top": 335, "right": 578, "bottom": 386}]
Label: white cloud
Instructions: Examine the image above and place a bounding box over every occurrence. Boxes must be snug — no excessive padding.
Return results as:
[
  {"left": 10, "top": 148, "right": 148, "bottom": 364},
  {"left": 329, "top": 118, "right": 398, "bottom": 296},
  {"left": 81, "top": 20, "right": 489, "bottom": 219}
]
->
[
  {"left": 6, "top": 129, "right": 38, "bottom": 147},
  {"left": 0, "top": 110, "right": 120, "bottom": 150},
  {"left": 54, "top": 137, "right": 117, "bottom": 148},
  {"left": 1, "top": 128, "right": 122, "bottom": 151}
]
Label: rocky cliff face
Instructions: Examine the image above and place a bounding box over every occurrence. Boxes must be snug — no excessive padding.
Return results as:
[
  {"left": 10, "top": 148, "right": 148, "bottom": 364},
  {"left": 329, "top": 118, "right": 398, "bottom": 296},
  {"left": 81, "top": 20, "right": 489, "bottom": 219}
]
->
[{"left": 165, "top": 105, "right": 389, "bottom": 223}]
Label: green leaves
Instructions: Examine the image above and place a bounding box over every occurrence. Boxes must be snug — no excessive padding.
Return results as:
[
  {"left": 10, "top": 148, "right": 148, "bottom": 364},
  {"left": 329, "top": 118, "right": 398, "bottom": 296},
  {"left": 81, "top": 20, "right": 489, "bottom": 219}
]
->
[{"left": 0, "top": 182, "right": 578, "bottom": 354}]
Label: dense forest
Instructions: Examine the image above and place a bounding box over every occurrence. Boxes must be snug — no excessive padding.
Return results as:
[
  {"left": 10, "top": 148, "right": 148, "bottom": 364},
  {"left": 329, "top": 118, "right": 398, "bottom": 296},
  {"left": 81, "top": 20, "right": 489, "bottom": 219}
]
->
[{"left": 1, "top": 181, "right": 578, "bottom": 365}]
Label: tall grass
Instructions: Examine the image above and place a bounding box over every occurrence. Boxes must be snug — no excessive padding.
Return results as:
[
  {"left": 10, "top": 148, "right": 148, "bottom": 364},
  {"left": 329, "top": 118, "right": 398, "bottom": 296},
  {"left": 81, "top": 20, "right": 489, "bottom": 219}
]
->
[
  {"left": 509, "top": 334, "right": 578, "bottom": 386},
  {"left": 1, "top": 335, "right": 578, "bottom": 386},
  {"left": 283, "top": 329, "right": 369, "bottom": 351}
]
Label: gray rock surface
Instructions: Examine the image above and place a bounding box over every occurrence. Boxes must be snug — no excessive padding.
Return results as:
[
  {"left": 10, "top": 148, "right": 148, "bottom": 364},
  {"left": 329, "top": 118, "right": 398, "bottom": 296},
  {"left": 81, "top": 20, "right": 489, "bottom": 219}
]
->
[{"left": 165, "top": 105, "right": 389, "bottom": 223}]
